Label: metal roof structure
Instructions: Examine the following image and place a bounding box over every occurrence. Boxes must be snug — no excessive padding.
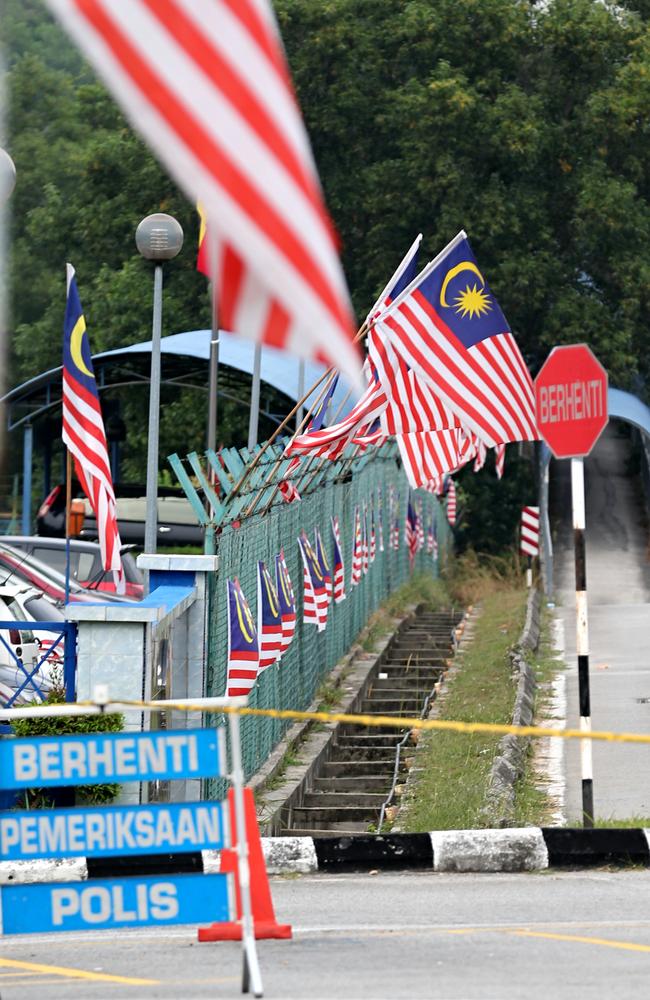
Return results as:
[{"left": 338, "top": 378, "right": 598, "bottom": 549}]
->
[{"left": 1, "top": 328, "right": 358, "bottom": 432}]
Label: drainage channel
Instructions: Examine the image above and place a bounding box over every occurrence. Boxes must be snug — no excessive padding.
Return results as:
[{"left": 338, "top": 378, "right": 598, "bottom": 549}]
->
[{"left": 281, "top": 608, "right": 463, "bottom": 837}]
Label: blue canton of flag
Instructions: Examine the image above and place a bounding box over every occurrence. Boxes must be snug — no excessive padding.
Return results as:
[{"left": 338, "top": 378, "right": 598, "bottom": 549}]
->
[
  {"left": 314, "top": 527, "right": 332, "bottom": 603},
  {"left": 226, "top": 578, "right": 259, "bottom": 697},
  {"left": 257, "top": 561, "right": 283, "bottom": 671},
  {"left": 308, "top": 375, "right": 339, "bottom": 433}
]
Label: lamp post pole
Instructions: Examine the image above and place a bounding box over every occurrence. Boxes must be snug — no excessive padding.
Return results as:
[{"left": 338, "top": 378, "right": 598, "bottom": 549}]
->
[{"left": 135, "top": 214, "right": 183, "bottom": 561}]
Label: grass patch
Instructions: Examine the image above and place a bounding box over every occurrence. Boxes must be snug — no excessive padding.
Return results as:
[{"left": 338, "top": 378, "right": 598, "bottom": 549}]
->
[
  {"left": 593, "top": 816, "right": 650, "bottom": 828},
  {"left": 443, "top": 549, "right": 525, "bottom": 606},
  {"left": 401, "top": 586, "right": 528, "bottom": 832}
]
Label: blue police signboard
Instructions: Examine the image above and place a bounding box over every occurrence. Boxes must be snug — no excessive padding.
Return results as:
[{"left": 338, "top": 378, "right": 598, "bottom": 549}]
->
[
  {"left": 1, "top": 873, "right": 231, "bottom": 935},
  {"left": 0, "top": 727, "right": 225, "bottom": 790},
  {"left": 0, "top": 800, "right": 228, "bottom": 861}
]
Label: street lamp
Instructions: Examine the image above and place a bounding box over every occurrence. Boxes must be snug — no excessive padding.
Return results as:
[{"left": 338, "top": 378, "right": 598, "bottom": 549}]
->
[{"left": 135, "top": 213, "right": 183, "bottom": 560}]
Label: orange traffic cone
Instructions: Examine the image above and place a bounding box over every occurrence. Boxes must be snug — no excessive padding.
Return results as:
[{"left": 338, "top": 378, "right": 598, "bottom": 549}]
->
[{"left": 198, "top": 788, "right": 292, "bottom": 941}]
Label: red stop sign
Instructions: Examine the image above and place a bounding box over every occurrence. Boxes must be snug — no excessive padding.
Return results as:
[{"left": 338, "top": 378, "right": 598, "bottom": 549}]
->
[{"left": 534, "top": 344, "right": 608, "bottom": 458}]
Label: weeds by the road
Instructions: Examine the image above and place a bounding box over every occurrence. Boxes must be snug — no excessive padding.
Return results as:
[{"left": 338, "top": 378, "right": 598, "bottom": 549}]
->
[{"left": 400, "top": 586, "right": 529, "bottom": 832}]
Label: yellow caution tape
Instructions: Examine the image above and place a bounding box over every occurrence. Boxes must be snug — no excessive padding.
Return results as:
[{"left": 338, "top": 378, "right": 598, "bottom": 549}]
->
[{"left": 84, "top": 699, "right": 650, "bottom": 747}]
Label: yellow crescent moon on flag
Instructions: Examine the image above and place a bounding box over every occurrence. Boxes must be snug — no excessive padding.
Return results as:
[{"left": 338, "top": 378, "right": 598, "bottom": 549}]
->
[
  {"left": 234, "top": 585, "right": 254, "bottom": 644},
  {"left": 440, "top": 261, "right": 484, "bottom": 307},
  {"left": 70, "top": 316, "right": 94, "bottom": 378},
  {"left": 263, "top": 568, "right": 279, "bottom": 617}
]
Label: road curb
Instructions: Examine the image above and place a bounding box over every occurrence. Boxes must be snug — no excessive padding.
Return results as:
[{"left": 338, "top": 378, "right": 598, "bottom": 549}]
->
[{"left": 3, "top": 828, "right": 649, "bottom": 884}]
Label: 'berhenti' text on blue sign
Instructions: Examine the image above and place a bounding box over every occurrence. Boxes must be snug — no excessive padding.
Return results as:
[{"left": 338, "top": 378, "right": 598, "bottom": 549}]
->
[
  {"left": 0, "top": 727, "right": 225, "bottom": 790},
  {"left": 1, "top": 872, "right": 232, "bottom": 935},
  {"left": 0, "top": 800, "right": 228, "bottom": 862}
]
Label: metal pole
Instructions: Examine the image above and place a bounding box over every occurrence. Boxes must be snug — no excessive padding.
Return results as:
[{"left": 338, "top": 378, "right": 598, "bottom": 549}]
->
[
  {"left": 539, "top": 443, "right": 554, "bottom": 597},
  {"left": 571, "top": 456, "right": 594, "bottom": 828},
  {"left": 247, "top": 343, "right": 262, "bottom": 452},
  {"left": 21, "top": 422, "right": 32, "bottom": 535},
  {"left": 207, "top": 282, "right": 219, "bottom": 453},
  {"left": 296, "top": 360, "right": 305, "bottom": 430},
  {"left": 228, "top": 711, "right": 264, "bottom": 997},
  {"left": 144, "top": 263, "right": 163, "bottom": 557},
  {"left": 65, "top": 449, "right": 72, "bottom": 606}
]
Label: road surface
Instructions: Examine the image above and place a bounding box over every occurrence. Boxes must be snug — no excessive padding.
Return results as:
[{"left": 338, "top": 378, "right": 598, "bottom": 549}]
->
[
  {"left": 2, "top": 870, "right": 650, "bottom": 999},
  {"left": 552, "top": 421, "right": 650, "bottom": 820}
]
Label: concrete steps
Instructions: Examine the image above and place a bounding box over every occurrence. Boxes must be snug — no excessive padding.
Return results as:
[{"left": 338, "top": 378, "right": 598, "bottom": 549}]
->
[{"left": 280, "top": 606, "right": 462, "bottom": 837}]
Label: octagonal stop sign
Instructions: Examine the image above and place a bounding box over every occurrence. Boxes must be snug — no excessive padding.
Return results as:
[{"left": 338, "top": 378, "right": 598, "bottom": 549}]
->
[{"left": 534, "top": 344, "right": 608, "bottom": 459}]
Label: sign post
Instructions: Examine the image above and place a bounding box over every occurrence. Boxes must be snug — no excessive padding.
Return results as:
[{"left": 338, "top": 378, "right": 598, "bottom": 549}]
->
[
  {"left": 0, "top": 702, "right": 264, "bottom": 996},
  {"left": 534, "top": 344, "right": 608, "bottom": 828}
]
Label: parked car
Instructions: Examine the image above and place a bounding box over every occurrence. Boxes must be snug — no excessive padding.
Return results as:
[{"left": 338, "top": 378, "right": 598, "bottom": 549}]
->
[
  {"left": 4, "top": 537, "right": 144, "bottom": 599},
  {"left": 37, "top": 482, "right": 203, "bottom": 546},
  {"left": 0, "top": 582, "right": 63, "bottom": 706},
  {"left": 0, "top": 543, "right": 137, "bottom": 607}
]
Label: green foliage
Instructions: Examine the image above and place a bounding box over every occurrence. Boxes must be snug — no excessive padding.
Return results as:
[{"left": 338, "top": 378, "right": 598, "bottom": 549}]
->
[
  {"left": 11, "top": 687, "right": 124, "bottom": 808},
  {"left": 453, "top": 445, "right": 536, "bottom": 555},
  {"left": 8, "top": 0, "right": 650, "bottom": 525}
]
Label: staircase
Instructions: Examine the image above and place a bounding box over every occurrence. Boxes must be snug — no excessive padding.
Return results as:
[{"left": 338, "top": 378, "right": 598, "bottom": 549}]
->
[{"left": 282, "top": 608, "right": 461, "bottom": 836}]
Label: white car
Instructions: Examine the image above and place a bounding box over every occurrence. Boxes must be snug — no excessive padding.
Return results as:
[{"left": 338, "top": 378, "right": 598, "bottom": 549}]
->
[{"left": 0, "top": 584, "right": 64, "bottom": 707}]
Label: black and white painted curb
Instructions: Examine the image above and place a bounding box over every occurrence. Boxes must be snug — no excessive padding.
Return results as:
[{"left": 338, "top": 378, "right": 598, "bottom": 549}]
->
[{"left": 3, "top": 828, "right": 650, "bottom": 883}]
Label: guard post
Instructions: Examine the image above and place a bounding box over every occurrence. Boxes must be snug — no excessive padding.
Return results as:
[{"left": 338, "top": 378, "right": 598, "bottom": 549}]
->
[{"left": 0, "top": 695, "right": 263, "bottom": 997}]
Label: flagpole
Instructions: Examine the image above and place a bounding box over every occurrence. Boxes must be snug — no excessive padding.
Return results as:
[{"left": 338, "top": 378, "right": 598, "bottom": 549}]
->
[
  {"left": 65, "top": 448, "right": 72, "bottom": 606},
  {"left": 225, "top": 319, "right": 368, "bottom": 506},
  {"left": 248, "top": 343, "right": 262, "bottom": 450},
  {"left": 207, "top": 283, "right": 219, "bottom": 455}
]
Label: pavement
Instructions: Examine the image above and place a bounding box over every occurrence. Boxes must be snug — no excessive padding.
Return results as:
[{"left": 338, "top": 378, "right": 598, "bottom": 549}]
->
[
  {"left": 3, "top": 869, "right": 650, "bottom": 998},
  {"left": 552, "top": 422, "right": 650, "bottom": 820}
]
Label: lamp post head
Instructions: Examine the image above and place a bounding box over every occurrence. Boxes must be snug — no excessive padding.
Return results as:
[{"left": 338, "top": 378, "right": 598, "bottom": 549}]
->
[
  {"left": 135, "top": 212, "right": 184, "bottom": 261},
  {"left": 0, "top": 148, "right": 16, "bottom": 205}
]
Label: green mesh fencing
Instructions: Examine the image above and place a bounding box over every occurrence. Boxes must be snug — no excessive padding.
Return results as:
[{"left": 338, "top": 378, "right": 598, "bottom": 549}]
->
[{"left": 202, "top": 448, "right": 452, "bottom": 797}]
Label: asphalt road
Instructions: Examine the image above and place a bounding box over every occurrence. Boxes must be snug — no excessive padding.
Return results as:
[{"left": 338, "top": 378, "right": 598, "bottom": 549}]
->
[
  {"left": 3, "top": 869, "right": 650, "bottom": 999},
  {"left": 551, "top": 422, "right": 650, "bottom": 820}
]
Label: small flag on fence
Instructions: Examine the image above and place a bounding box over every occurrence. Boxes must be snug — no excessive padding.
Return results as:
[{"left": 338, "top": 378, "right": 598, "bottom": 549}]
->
[
  {"left": 416, "top": 501, "right": 425, "bottom": 552},
  {"left": 432, "top": 517, "right": 439, "bottom": 561},
  {"left": 276, "top": 550, "right": 297, "bottom": 654},
  {"left": 351, "top": 506, "right": 362, "bottom": 586},
  {"left": 495, "top": 444, "right": 506, "bottom": 480},
  {"left": 331, "top": 516, "right": 346, "bottom": 603},
  {"left": 226, "top": 578, "right": 259, "bottom": 697},
  {"left": 298, "top": 532, "right": 328, "bottom": 632},
  {"left": 427, "top": 515, "right": 435, "bottom": 555},
  {"left": 406, "top": 500, "right": 418, "bottom": 568},
  {"left": 257, "top": 561, "right": 283, "bottom": 671},
  {"left": 315, "top": 527, "right": 332, "bottom": 603},
  {"left": 520, "top": 506, "right": 540, "bottom": 557},
  {"left": 377, "top": 488, "right": 385, "bottom": 552},
  {"left": 279, "top": 476, "right": 301, "bottom": 504},
  {"left": 446, "top": 479, "right": 457, "bottom": 526},
  {"left": 369, "top": 505, "right": 377, "bottom": 564},
  {"left": 361, "top": 505, "right": 369, "bottom": 575}
]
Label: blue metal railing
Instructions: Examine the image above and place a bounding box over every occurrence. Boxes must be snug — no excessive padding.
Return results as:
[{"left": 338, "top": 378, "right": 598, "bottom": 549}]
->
[{"left": 0, "top": 620, "right": 77, "bottom": 707}]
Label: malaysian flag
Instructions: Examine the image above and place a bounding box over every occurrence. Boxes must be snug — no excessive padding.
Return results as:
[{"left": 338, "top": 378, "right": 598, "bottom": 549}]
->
[
  {"left": 351, "top": 506, "right": 362, "bottom": 586},
  {"left": 495, "top": 444, "right": 506, "bottom": 479},
  {"left": 62, "top": 265, "right": 124, "bottom": 593},
  {"left": 257, "top": 560, "right": 282, "bottom": 670},
  {"left": 432, "top": 516, "right": 439, "bottom": 560},
  {"left": 226, "top": 578, "right": 259, "bottom": 697},
  {"left": 374, "top": 232, "right": 537, "bottom": 448},
  {"left": 415, "top": 501, "right": 425, "bottom": 552},
  {"left": 377, "top": 488, "right": 385, "bottom": 552},
  {"left": 315, "top": 527, "right": 332, "bottom": 604},
  {"left": 285, "top": 373, "right": 387, "bottom": 460},
  {"left": 275, "top": 550, "right": 296, "bottom": 654},
  {"left": 331, "top": 516, "right": 346, "bottom": 603},
  {"left": 426, "top": 514, "right": 435, "bottom": 554},
  {"left": 367, "top": 234, "right": 422, "bottom": 321},
  {"left": 46, "top": 0, "right": 362, "bottom": 386},
  {"left": 369, "top": 505, "right": 376, "bottom": 564},
  {"left": 473, "top": 439, "right": 488, "bottom": 472},
  {"left": 361, "top": 505, "right": 369, "bottom": 576},
  {"left": 405, "top": 500, "right": 418, "bottom": 569},
  {"left": 446, "top": 479, "right": 457, "bottom": 526},
  {"left": 298, "top": 532, "right": 328, "bottom": 631}
]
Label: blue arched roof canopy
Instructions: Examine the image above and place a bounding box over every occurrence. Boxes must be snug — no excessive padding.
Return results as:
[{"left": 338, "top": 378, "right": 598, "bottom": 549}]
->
[
  {"left": 1, "top": 328, "right": 359, "bottom": 430},
  {"left": 541, "top": 387, "right": 650, "bottom": 465}
]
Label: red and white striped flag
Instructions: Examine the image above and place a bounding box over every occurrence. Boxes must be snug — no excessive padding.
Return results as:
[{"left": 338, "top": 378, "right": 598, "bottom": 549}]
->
[
  {"left": 315, "top": 527, "right": 332, "bottom": 604},
  {"left": 46, "top": 0, "right": 361, "bottom": 386},
  {"left": 351, "top": 506, "right": 362, "bottom": 586},
  {"left": 495, "top": 444, "right": 506, "bottom": 479},
  {"left": 520, "top": 506, "right": 540, "bottom": 557},
  {"left": 446, "top": 479, "right": 457, "bottom": 527},
  {"left": 62, "top": 265, "right": 124, "bottom": 594},
  {"left": 331, "top": 516, "right": 346, "bottom": 603},
  {"left": 361, "top": 505, "right": 369, "bottom": 576},
  {"left": 298, "top": 532, "right": 328, "bottom": 631},
  {"left": 369, "top": 505, "right": 376, "bottom": 564},
  {"left": 257, "top": 560, "right": 283, "bottom": 671},
  {"left": 275, "top": 550, "right": 296, "bottom": 654},
  {"left": 374, "top": 232, "right": 537, "bottom": 448},
  {"left": 415, "top": 501, "right": 425, "bottom": 551},
  {"left": 226, "top": 578, "right": 259, "bottom": 697},
  {"left": 377, "top": 488, "right": 385, "bottom": 552}
]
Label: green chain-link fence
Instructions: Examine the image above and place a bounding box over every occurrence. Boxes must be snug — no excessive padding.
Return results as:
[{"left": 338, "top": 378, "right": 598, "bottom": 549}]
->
[{"left": 202, "top": 448, "right": 452, "bottom": 797}]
